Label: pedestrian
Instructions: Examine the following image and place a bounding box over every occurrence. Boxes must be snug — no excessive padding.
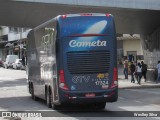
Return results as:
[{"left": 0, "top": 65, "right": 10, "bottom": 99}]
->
[
  {"left": 141, "top": 61, "right": 147, "bottom": 82},
  {"left": 136, "top": 62, "right": 142, "bottom": 85},
  {"left": 130, "top": 62, "right": 136, "bottom": 83},
  {"left": 22, "top": 54, "right": 26, "bottom": 69},
  {"left": 156, "top": 61, "right": 160, "bottom": 83},
  {"left": 22, "top": 54, "right": 25, "bottom": 65},
  {"left": 123, "top": 58, "right": 128, "bottom": 79}
]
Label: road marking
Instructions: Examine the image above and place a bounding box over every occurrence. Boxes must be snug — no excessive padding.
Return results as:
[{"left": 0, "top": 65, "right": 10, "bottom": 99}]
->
[{"left": 118, "top": 97, "right": 125, "bottom": 99}]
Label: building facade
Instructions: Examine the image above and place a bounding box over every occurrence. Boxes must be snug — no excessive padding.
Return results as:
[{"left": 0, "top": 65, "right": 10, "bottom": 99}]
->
[
  {"left": 0, "top": 26, "right": 31, "bottom": 61},
  {"left": 117, "top": 34, "right": 144, "bottom": 64}
]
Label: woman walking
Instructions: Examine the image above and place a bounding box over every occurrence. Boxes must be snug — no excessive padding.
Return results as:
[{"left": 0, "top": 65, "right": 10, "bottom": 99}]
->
[{"left": 136, "top": 62, "right": 142, "bottom": 85}]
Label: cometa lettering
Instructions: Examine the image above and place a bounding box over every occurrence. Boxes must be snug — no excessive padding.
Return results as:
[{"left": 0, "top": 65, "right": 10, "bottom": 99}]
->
[{"left": 69, "top": 40, "right": 107, "bottom": 47}]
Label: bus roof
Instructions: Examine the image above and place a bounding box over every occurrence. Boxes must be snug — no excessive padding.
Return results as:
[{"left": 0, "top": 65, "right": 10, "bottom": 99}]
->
[
  {"left": 33, "top": 13, "right": 113, "bottom": 31},
  {"left": 61, "top": 13, "right": 112, "bottom": 18}
]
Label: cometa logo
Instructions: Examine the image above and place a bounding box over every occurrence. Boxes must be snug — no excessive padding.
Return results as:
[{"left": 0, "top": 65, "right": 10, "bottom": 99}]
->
[{"left": 69, "top": 40, "right": 107, "bottom": 47}]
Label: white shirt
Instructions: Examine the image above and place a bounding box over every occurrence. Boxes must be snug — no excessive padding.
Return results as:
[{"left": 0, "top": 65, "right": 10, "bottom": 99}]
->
[
  {"left": 136, "top": 66, "right": 142, "bottom": 72},
  {"left": 157, "top": 63, "right": 160, "bottom": 73}
]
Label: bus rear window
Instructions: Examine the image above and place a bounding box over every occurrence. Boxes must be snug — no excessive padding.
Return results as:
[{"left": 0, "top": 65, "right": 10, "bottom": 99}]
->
[{"left": 60, "top": 16, "right": 114, "bottom": 36}]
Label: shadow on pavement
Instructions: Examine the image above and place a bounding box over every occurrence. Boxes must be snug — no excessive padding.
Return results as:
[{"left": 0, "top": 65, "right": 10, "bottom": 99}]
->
[{"left": 0, "top": 78, "right": 27, "bottom": 88}]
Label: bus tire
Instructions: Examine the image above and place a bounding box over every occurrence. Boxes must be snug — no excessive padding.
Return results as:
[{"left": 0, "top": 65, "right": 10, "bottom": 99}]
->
[
  {"left": 31, "top": 84, "right": 38, "bottom": 101},
  {"left": 28, "top": 82, "right": 31, "bottom": 94},
  {"left": 46, "top": 88, "right": 52, "bottom": 108},
  {"left": 52, "top": 103, "right": 59, "bottom": 110},
  {"left": 46, "top": 88, "right": 59, "bottom": 110}
]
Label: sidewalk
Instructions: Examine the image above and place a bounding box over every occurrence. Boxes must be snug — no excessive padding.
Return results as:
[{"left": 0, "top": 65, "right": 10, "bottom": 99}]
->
[
  {"left": 118, "top": 75, "right": 160, "bottom": 89},
  {"left": 118, "top": 65, "right": 160, "bottom": 89}
]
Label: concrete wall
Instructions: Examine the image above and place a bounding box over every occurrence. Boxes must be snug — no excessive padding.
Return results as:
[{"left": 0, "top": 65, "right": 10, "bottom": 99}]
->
[
  {"left": 15, "top": 0, "right": 160, "bottom": 10},
  {"left": 142, "top": 26, "right": 160, "bottom": 68},
  {"left": 144, "top": 50, "right": 160, "bottom": 68}
]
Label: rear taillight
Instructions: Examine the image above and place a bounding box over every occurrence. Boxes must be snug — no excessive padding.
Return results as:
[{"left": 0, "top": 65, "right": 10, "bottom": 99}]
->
[
  {"left": 113, "top": 67, "right": 118, "bottom": 80},
  {"left": 110, "top": 67, "right": 118, "bottom": 89},
  {"left": 59, "top": 70, "right": 69, "bottom": 90}
]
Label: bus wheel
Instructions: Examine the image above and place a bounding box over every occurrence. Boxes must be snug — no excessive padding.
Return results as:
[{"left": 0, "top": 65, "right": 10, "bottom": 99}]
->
[
  {"left": 52, "top": 103, "right": 59, "bottom": 110},
  {"left": 46, "top": 89, "right": 52, "bottom": 108},
  {"left": 31, "top": 85, "right": 38, "bottom": 101},
  {"left": 46, "top": 88, "right": 59, "bottom": 110},
  {"left": 29, "top": 83, "right": 32, "bottom": 94}
]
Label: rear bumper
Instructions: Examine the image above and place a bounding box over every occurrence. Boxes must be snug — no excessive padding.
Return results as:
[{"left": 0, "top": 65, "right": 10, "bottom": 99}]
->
[{"left": 58, "top": 87, "right": 118, "bottom": 104}]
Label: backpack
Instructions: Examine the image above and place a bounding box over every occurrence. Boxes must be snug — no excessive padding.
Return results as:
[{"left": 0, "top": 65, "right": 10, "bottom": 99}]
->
[{"left": 142, "top": 64, "right": 147, "bottom": 72}]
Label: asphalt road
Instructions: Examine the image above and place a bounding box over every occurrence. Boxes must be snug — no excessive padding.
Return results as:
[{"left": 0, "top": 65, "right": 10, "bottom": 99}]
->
[{"left": 0, "top": 68, "right": 160, "bottom": 120}]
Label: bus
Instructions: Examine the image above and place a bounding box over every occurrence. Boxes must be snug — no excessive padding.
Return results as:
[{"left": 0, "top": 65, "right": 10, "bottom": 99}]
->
[{"left": 27, "top": 13, "right": 118, "bottom": 110}]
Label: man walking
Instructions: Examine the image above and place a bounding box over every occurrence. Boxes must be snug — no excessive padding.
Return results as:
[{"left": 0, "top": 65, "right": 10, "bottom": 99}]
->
[
  {"left": 130, "top": 62, "right": 136, "bottom": 83},
  {"left": 141, "top": 61, "right": 147, "bottom": 82}
]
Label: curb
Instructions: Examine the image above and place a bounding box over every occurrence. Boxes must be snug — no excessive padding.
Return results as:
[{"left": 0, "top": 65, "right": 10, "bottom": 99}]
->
[{"left": 119, "top": 85, "right": 160, "bottom": 89}]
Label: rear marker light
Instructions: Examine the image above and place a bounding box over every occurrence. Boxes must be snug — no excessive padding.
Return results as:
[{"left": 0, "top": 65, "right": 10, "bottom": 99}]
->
[
  {"left": 106, "top": 14, "right": 111, "bottom": 17},
  {"left": 62, "top": 15, "right": 67, "bottom": 19}
]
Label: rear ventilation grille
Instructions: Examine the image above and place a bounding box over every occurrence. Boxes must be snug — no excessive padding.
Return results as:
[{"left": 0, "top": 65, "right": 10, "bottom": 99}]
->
[{"left": 67, "top": 51, "right": 110, "bottom": 74}]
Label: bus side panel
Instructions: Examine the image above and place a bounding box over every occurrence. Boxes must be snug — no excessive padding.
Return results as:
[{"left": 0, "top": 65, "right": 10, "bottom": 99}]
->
[
  {"left": 107, "top": 17, "right": 118, "bottom": 102},
  {"left": 27, "top": 30, "right": 40, "bottom": 97},
  {"left": 27, "top": 19, "right": 60, "bottom": 102}
]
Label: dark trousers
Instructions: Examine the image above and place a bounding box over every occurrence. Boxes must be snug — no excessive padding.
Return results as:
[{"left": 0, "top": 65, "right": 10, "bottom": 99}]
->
[
  {"left": 142, "top": 71, "right": 147, "bottom": 81},
  {"left": 157, "top": 73, "right": 160, "bottom": 83},
  {"left": 131, "top": 71, "right": 135, "bottom": 83},
  {"left": 123, "top": 68, "right": 128, "bottom": 79},
  {"left": 137, "top": 72, "right": 142, "bottom": 85}
]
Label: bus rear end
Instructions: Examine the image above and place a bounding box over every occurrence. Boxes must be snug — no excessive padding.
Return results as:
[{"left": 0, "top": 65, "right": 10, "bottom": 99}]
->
[{"left": 57, "top": 13, "right": 118, "bottom": 106}]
